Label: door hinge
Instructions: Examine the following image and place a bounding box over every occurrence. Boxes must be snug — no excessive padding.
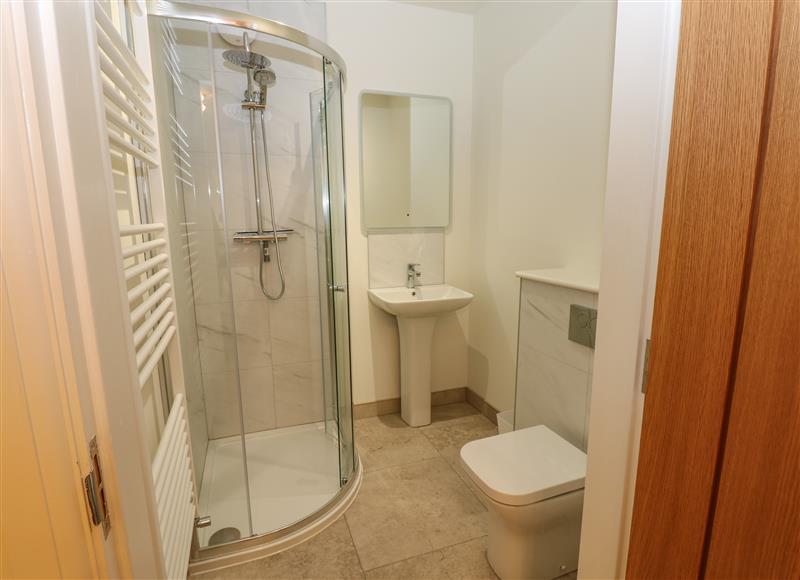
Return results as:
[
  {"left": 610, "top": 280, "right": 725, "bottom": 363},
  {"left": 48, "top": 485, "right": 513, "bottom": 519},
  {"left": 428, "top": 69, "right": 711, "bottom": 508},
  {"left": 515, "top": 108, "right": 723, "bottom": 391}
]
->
[
  {"left": 641, "top": 339, "right": 652, "bottom": 394},
  {"left": 83, "top": 436, "right": 110, "bottom": 537}
]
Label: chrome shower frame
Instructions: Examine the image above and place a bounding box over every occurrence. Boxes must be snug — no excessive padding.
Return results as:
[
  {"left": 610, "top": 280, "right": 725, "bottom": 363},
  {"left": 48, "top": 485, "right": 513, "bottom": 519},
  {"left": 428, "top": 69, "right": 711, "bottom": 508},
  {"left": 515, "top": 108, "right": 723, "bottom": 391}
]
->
[{"left": 147, "top": 0, "right": 347, "bottom": 76}]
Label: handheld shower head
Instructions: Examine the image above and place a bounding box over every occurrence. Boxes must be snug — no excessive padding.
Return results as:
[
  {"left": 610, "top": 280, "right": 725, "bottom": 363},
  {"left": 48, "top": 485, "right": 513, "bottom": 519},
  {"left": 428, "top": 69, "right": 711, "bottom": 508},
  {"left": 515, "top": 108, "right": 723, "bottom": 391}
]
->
[{"left": 254, "top": 68, "right": 276, "bottom": 87}]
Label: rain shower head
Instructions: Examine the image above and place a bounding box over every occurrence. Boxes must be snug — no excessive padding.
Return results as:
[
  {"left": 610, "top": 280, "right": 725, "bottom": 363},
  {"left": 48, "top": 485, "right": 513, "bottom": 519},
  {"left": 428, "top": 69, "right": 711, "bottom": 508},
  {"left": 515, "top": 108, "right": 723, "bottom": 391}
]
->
[{"left": 223, "top": 48, "right": 272, "bottom": 70}]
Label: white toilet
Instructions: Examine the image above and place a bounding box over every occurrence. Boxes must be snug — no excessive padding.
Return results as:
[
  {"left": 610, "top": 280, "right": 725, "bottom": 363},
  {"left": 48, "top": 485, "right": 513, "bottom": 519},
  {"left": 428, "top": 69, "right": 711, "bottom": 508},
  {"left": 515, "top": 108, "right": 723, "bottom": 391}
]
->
[{"left": 460, "top": 425, "right": 586, "bottom": 580}]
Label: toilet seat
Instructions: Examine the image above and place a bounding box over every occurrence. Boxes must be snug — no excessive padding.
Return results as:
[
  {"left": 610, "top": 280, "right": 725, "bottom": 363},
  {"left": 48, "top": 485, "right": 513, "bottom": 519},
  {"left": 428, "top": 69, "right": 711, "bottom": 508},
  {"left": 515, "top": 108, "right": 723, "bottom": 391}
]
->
[{"left": 460, "top": 425, "right": 586, "bottom": 506}]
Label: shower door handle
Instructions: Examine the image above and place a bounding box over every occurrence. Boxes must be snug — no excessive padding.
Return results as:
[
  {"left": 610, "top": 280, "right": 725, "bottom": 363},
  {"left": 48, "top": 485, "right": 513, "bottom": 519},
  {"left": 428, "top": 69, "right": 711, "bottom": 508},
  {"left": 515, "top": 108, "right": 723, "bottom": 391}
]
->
[{"left": 329, "top": 283, "right": 346, "bottom": 293}]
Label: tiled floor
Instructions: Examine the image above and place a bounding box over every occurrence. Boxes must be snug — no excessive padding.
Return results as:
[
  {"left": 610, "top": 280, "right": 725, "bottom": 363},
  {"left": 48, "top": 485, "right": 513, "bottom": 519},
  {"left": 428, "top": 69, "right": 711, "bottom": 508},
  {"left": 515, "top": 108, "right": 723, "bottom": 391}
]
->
[{"left": 197, "top": 402, "right": 501, "bottom": 579}]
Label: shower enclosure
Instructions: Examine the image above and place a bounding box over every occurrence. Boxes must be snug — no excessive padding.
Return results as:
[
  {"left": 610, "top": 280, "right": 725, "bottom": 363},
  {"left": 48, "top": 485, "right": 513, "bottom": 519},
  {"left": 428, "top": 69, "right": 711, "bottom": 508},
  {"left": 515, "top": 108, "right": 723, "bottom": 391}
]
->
[{"left": 146, "top": 1, "right": 356, "bottom": 557}]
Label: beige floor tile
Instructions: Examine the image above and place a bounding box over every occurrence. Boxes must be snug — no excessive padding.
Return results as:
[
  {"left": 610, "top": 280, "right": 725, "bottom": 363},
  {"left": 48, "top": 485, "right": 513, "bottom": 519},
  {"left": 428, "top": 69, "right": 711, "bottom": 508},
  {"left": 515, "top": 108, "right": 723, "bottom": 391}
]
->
[
  {"left": 195, "top": 518, "right": 364, "bottom": 580},
  {"left": 346, "top": 457, "right": 488, "bottom": 571},
  {"left": 422, "top": 413, "right": 498, "bottom": 509},
  {"left": 421, "top": 413, "right": 498, "bottom": 454},
  {"left": 451, "top": 466, "right": 494, "bottom": 509},
  {"left": 355, "top": 414, "right": 439, "bottom": 472},
  {"left": 365, "top": 537, "right": 497, "bottom": 580}
]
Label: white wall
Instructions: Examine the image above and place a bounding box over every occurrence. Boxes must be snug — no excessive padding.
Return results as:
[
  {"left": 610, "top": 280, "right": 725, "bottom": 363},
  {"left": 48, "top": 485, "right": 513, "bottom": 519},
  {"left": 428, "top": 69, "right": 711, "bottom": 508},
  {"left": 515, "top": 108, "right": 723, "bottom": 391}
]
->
[
  {"left": 467, "top": 1, "right": 616, "bottom": 412},
  {"left": 579, "top": 3, "right": 680, "bottom": 576},
  {"left": 327, "top": 2, "right": 474, "bottom": 405},
  {"left": 193, "top": 1, "right": 327, "bottom": 42}
]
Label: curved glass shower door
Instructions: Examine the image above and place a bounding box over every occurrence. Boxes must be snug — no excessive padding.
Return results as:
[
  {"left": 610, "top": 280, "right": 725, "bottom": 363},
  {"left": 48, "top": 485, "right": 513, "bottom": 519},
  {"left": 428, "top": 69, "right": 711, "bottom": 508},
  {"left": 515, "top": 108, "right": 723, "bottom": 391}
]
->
[
  {"left": 148, "top": 10, "right": 354, "bottom": 551},
  {"left": 322, "top": 60, "right": 355, "bottom": 482}
]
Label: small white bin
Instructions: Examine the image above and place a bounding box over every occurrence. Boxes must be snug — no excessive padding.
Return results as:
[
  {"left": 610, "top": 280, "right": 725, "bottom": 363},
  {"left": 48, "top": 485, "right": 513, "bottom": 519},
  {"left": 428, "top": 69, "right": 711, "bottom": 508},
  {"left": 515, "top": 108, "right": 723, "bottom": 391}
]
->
[{"left": 497, "top": 410, "right": 514, "bottom": 434}]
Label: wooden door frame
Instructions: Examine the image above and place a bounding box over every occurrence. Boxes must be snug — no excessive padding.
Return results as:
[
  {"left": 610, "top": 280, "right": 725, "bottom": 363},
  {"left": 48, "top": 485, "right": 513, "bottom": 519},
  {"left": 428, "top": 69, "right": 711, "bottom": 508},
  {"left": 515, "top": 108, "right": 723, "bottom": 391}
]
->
[{"left": 578, "top": 2, "right": 682, "bottom": 578}]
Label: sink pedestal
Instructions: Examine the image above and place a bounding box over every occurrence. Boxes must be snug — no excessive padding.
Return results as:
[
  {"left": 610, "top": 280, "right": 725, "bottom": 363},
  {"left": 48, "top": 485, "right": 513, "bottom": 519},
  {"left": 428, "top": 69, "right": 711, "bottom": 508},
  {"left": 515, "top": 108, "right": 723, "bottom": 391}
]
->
[
  {"left": 397, "top": 316, "right": 438, "bottom": 427},
  {"left": 367, "top": 285, "right": 474, "bottom": 428}
]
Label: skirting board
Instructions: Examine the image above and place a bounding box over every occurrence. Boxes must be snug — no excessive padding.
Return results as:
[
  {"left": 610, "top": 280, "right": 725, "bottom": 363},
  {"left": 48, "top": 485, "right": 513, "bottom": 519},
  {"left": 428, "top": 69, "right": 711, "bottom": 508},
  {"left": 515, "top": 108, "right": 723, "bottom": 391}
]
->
[
  {"left": 353, "top": 386, "right": 499, "bottom": 425},
  {"left": 465, "top": 387, "right": 500, "bottom": 425}
]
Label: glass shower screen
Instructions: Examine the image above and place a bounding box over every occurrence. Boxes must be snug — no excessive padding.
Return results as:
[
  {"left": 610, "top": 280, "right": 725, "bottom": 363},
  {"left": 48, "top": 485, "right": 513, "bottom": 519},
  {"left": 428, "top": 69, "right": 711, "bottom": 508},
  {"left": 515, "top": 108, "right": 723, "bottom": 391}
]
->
[{"left": 148, "top": 11, "right": 354, "bottom": 551}]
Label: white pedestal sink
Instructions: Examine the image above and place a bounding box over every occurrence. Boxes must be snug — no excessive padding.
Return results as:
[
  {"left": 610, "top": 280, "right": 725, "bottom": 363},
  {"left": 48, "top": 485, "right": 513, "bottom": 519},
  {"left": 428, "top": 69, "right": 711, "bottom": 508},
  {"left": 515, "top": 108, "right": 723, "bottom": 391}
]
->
[{"left": 368, "top": 285, "right": 474, "bottom": 427}]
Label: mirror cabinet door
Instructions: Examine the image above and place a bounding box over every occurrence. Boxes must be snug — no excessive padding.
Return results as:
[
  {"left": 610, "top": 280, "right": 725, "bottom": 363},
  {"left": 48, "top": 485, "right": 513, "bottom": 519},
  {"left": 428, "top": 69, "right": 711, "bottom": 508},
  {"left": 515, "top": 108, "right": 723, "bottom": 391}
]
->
[{"left": 361, "top": 92, "right": 451, "bottom": 229}]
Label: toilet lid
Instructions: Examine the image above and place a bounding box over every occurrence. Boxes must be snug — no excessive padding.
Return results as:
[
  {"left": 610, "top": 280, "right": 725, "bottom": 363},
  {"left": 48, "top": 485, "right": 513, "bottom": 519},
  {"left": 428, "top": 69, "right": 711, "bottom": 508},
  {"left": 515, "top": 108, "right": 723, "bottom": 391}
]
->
[{"left": 460, "top": 425, "right": 586, "bottom": 506}]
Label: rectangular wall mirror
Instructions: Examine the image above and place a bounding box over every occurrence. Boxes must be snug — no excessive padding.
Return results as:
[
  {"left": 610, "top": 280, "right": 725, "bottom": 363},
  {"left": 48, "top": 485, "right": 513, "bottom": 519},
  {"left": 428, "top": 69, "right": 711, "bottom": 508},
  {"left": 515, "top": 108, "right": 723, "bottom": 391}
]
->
[{"left": 361, "top": 92, "right": 452, "bottom": 229}]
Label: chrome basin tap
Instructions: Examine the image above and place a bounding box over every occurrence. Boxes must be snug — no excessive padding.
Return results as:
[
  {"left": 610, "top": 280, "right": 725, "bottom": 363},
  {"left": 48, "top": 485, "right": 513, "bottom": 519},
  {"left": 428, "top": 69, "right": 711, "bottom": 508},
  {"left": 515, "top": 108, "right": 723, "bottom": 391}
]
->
[{"left": 406, "top": 263, "right": 421, "bottom": 289}]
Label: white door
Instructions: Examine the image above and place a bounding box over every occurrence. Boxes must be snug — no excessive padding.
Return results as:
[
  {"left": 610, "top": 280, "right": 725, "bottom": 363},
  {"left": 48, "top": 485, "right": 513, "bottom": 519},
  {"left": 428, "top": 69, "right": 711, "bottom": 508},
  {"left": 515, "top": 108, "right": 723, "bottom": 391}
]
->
[
  {"left": 2, "top": 4, "right": 114, "bottom": 575},
  {"left": 2, "top": 1, "right": 195, "bottom": 577}
]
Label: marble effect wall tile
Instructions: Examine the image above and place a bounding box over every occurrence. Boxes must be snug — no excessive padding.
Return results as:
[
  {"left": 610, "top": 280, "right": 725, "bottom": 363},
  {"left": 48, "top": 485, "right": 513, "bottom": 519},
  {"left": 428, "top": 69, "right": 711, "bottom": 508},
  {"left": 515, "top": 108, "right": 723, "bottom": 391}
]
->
[
  {"left": 273, "top": 230, "right": 320, "bottom": 300},
  {"left": 227, "top": 236, "right": 320, "bottom": 303},
  {"left": 273, "top": 361, "right": 324, "bottom": 427},
  {"left": 266, "top": 155, "right": 317, "bottom": 232},
  {"left": 519, "top": 280, "right": 595, "bottom": 373},
  {"left": 196, "top": 303, "right": 238, "bottom": 375},
  {"left": 197, "top": 293, "right": 325, "bottom": 434},
  {"left": 190, "top": 230, "right": 234, "bottom": 305},
  {"left": 213, "top": 70, "right": 320, "bottom": 160},
  {"left": 173, "top": 67, "right": 217, "bottom": 156},
  {"left": 228, "top": 238, "right": 264, "bottom": 301},
  {"left": 514, "top": 279, "right": 598, "bottom": 451},
  {"left": 203, "top": 367, "right": 278, "bottom": 439},
  {"left": 203, "top": 370, "right": 241, "bottom": 439},
  {"left": 233, "top": 299, "right": 271, "bottom": 369},
  {"left": 240, "top": 367, "right": 277, "bottom": 433},
  {"left": 180, "top": 151, "right": 225, "bottom": 232},
  {"left": 269, "top": 296, "right": 323, "bottom": 365},
  {"left": 515, "top": 346, "right": 589, "bottom": 450},
  {"left": 367, "top": 231, "right": 445, "bottom": 288},
  {"left": 220, "top": 153, "right": 257, "bottom": 233}
]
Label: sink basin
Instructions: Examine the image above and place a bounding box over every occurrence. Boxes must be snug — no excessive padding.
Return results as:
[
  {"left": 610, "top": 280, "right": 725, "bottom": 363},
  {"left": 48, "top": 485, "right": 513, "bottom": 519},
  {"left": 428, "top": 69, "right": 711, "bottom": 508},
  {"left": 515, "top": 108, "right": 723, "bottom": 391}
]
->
[
  {"left": 368, "top": 284, "right": 474, "bottom": 427},
  {"left": 367, "top": 285, "right": 474, "bottom": 318}
]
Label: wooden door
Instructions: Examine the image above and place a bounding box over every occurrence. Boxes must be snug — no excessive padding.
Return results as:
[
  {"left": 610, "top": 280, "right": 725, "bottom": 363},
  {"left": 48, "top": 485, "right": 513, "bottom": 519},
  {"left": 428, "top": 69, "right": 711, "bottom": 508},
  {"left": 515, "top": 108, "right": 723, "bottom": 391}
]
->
[
  {"left": 704, "top": 1, "right": 800, "bottom": 576},
  {"left": 627, "top": 0, "right": 799, "bottom": 577},
  {"left": 627, "top": 1, "right": 775, "bottom": 576}
]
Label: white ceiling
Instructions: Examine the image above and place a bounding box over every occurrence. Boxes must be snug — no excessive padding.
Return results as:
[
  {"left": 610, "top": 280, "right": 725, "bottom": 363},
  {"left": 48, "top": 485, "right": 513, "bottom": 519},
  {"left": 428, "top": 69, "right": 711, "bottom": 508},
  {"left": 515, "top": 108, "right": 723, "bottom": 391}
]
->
[{"left": 398, "top": 1, "right": 488, "bottom": 15}]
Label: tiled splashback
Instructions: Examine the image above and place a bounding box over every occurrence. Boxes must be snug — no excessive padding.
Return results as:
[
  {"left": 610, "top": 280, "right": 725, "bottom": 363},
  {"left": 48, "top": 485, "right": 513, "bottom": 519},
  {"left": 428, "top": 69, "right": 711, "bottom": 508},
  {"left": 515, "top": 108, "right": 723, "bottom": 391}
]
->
[
  {"left": 367, "top": 231, "right": 445, "bottom": 288},
  {"left": 514, "top": 277, "right": 598, "bottom": 451}
]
